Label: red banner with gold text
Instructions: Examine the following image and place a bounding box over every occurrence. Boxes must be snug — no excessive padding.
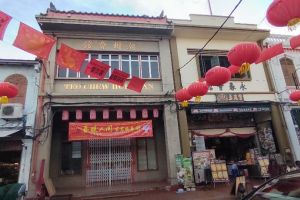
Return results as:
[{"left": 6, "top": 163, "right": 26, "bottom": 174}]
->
[{"left": 69, "top": 120, "right": 153, "bottom": 141}]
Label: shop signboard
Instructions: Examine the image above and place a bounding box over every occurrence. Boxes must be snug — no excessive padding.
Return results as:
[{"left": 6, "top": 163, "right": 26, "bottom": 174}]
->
[
  {"left": 194, "top": 136, "right": 206, "bottom": 151},
  {"left": 182, "top": 157, "right": 195, "bottom": 188},
  {"left": 210, "top": 160, "right": 229, "bottom": 183},
  {"left": 191, "top": 105, "right": 271, "bottom": 114},
  {"left": 69, "top": 120, "right": 153, "bottom": 140},
  {"left": 192, "top": 150, "right": 211, "bottom": 184},
  {"left": 216, "top": 93, "right": 244, "bottom": 103},
  {"left": 257, "top": 156, "right": 270, "bottom": 178}
]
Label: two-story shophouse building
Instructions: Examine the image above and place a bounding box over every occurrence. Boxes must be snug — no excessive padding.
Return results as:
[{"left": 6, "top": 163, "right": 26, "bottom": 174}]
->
[
  {"left": 170, "top": 14, "right": 292, "bottom": 165},
  {"left": 0, "top": 59, "right": 40, "bottom": 190},
  {"left": 265, "top": 34, "right": 300, "bottom": 161},
  {"left": 27, "top": 7, "right": 181, "bottom": 198}
]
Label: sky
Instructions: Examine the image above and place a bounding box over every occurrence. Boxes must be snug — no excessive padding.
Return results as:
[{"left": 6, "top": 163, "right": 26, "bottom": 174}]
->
[{"left": 0, "top": 0, "right": 299, "bottom": 60}]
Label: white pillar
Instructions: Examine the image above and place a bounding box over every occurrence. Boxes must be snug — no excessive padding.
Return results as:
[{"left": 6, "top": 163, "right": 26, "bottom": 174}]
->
[{"left": 18, "top": 138, "right": 33, "bottom": 189}]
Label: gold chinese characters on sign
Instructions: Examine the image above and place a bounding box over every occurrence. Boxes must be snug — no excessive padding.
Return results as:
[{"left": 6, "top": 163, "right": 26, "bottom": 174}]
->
[
  {"left": 83, "top": 40, "right": 137, "bottom": 51},
  {"left": 63, "top": 83, "right": 154, "bottom": 90},
  {"left": 216, "top": 93, "right": 244, "bottom": 103}
]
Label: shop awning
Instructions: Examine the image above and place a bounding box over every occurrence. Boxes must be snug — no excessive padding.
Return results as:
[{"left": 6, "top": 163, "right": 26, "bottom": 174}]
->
[
  {"left": 192, "top": 127, "right": 256, "bottom": 138},
  {"left": 0, "top": 128, "right": 23, "bottom": 138}
]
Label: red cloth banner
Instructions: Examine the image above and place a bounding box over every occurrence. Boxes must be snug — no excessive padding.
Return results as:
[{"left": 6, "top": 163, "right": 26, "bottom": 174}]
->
[
  {"left": 57, "top": 43, "right": 87, "bottom": 72},
  {"left": 69, "top": 120, "right": 153, "bottom": 140},
  {"left": 290, "top": 35, "right": 300, "bottom": 49},
  {"left": 255, "top": 43, "right": 284, "bottom": 64},
  {"left": 13, "top": 23, "right": 56, "bottom": 59},
  {"left": 0, "top": 11, "right": 12, "bottom": 40},
  {"left": 127, "top": 76, "right": 146, "bottom": 93},
  {"left": 84, "top": 59, "right": 110, "bottom": 79},
  {"left": 108, "top": 69, "right": 129, "bottom": 86}
]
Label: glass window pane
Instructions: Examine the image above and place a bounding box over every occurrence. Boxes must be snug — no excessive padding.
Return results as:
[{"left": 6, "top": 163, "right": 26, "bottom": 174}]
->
[
  {"left": 122, "top": 61, "right": 130, "bottom": 74},
  {"left": 68, "top": 69, "right": 77, "bottom": 78},
  {"left": 103, "top": 60, "right": 110, "bottom": 78},
  {"left": 150, "top": 56, "right": 158, "bottom": 61},
  {"left": 101, "top": 55, "right": 109, "bottom": 60},
  {"left": 122, "top": 55, "right": 129, "bottom": 60},
  {"left": 111, "top": 55, "right": 118, "bottom": 60},
  {"left": 141, "top": 56, "right": 148, "bottom": 61},
  {"left": 219, "top": 56, "right": 230, "bottom": 67},
  {"left": 111, "top": 61, "right": 119, "bottom": 71},
  {"left": 147, "top": 139, "right": 157, "bottom": 170},
  {"left": 91, "top": 54, "right": 98, "bottom": 60},
  {"left": 80, "top": 60, "right": 89, "bottom": 78},
  {"left": 131, "top": 61, "right": 140, "bottom": 77},
  {"left": 131, "top": 55, "right": 138, "bottom": 60},
  {"left": 211, "top": 56, "right": 220, "bottom": 67},
  {"left": 137, "top": 139, "right": 147, "bottom": 170},
  {"left": 150, "top": 62, "right": 159, "bottom": 78},
  {"left": 141, "top": 62, "right": 150, "bottom": 78},
  {"left": 58, "top": 67, "right": 67, "bottom": 77}
]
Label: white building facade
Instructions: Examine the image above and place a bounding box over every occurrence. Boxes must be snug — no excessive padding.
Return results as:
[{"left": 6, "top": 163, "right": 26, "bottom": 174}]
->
[{"left": 266, "top": 35, "right": 300, "bottom": 161}]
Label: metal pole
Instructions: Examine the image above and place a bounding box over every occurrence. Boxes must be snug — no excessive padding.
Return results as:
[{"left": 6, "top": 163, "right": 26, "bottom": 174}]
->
[{"left": 208, "top": 0, "right": 213, "bottom": 15}]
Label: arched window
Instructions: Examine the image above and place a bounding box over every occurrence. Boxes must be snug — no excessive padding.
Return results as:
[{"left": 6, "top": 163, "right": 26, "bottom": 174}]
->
[
  {"left": 280, "top": 58, "right": 298, "bottom": 86},
  {"left": 4, "top": 74, "right": 28, "bottom": 105}
]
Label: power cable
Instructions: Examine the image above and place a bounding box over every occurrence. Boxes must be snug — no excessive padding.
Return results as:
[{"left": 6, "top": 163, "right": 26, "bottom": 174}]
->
[{"left": 178, "top": 0, "right": 244, "bottom": 71}]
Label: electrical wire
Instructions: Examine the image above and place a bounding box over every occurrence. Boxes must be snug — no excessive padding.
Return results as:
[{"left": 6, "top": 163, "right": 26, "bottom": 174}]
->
[{"left": 178, "top": 0, "right": 244, "bottom": 71}]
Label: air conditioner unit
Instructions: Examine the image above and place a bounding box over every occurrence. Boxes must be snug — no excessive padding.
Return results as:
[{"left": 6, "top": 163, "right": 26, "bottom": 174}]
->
[{"left": 0, "top": 103, "right": 23, "bottom": 119}]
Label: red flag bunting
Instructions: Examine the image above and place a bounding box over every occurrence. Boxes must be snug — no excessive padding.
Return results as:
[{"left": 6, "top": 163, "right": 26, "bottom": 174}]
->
[
  {"left": 290, "top": 35, "right": 300, "bottom": 49},
  {"left": 108, "top": 69, "right": 129, "bottom": 86},
  {"left": 255, "top": 43, "right": 284, "bottom": 64},
  {"left": 13, "top": 23, "right": 56, "bottom": 59},
  {"left": 57, "top": 43, "right": 87, "bottom": 72},
  {"left": 127, "top": 76, "right": 146, "bottom": 93},
  {"left": 0, "top": 11, "right": 12, "bottom": 40},
  {"left": 84, "top": 59, "right": 110, "bottom": 79}
]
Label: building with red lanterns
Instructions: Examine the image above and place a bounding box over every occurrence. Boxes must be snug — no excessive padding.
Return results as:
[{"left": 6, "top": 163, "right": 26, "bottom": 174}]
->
[
  {"left": 26, "top": 6, "right": 181, "bottom": 199},
  {"left": 171, "top": 14, "right": 292, "bottom": 181},
  {"left": 0, "top": 59, "right": 40, "bottom": 191}
]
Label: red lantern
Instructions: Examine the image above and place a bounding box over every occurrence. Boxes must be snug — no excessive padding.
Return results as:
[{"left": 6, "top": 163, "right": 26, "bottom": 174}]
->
[
  {"left": 228, "top": 65, "right": 240, "bottom": 76},
  {"left": 227, "top": 42, "right": 261, "bottom": 74},
  {"left": 175, "top": 88, "right": 192, "bottom": 107},
  {"left": 289, "top": 90, "right": 300, "bottom": 104},
  {"left": 205, "top": 66, "right": 231, "bottom": 86},
  {"left": 266, "top": 0, "right": 300, "bottom": 29},
  {"left": 187, "top": 81, "right": 208, "bottom": 102},
  {"left": 0, "top": 82, "right": 18, "bottom": 98}
]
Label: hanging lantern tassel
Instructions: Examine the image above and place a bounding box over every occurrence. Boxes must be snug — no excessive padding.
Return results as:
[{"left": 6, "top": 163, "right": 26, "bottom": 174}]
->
[
  {"left": 0, "top": 96, "right": 9, "bottom": 104},
  {"left": 298, "top": 100, "right": 300, "bottom": 106},
  {"left": 181, "top": 101, "right": 189, "bottom": 108},
  {"left": 288, "top": 18, "right": 300, "bottom": 31},
  {"left": 195, "top": 96, "right": 201, "bottom": 103},
  {"left": 239, "top": 63, "right": 250, "bottom": 74}
]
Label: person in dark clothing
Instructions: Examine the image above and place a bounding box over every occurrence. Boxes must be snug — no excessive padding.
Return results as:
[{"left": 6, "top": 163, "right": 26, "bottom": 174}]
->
[{"left": 268, "top": 159, "right": 280, "bottom": 177}]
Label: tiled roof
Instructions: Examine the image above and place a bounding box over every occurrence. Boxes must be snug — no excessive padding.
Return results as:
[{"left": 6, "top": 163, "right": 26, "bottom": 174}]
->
[{"left": 40, "top": 9, "right": 168, "bottom": 25}]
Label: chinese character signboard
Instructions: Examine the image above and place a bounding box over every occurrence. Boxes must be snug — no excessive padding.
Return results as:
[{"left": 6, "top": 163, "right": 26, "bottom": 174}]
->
[
  {"left": 69, "top": 120, "right": 153, "bottom": 141},
  {"left": 216, "top": 93, "right": 244, "bottom": 103}
]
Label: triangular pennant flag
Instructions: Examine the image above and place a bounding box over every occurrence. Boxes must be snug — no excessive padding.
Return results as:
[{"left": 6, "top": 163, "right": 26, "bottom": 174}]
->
[
  {"left": 84, "top": 59, "right": 110, "bottom": 79},
  {"left": 127, "top": 76, "right": 146, "bottom": 93},
  {"left": 13, "top": 23, "right": 56, "bottom": 60},
  {"left": 0, "top": 11, "right": 12, "bottom": 40},
  {"left": 57, "top": 43, "right": 87, "bottom": 72},
  {"left": 255, "top": 43, "right": 284, "bottom": 64},
  {"left": 108, "top": 69, "right": 129, "bottom": 86},
  {"left": 290, "top": 35, "right": 300, "bottom": 49}
]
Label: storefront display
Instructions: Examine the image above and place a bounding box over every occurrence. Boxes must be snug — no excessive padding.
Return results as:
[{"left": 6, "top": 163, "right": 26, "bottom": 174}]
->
[{"left": 210, "top": 160, "right": 229, "bottom": 183}]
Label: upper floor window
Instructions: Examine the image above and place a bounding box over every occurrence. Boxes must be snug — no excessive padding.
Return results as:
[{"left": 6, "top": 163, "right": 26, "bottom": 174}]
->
[
  {"left": 199, "top": 55, "right": 251, "bottom": 80},
  {"left": 57, "top": 53, "right": 160, "bottom": 79},
  {"left": 280, "top": 58, "right": 298, "bottom": 86}
]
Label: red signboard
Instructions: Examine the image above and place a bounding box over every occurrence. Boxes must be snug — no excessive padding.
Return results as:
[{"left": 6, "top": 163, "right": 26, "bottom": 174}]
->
[{"left": 69, "top": 120, "right": 153, "bottom": 141}]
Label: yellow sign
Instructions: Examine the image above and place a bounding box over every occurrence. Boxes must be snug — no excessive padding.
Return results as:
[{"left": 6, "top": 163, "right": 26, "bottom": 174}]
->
[
  {"left": 83, "top": 40, "right": 137, "bottom": 51},
  {"left": 63, "top": 83, "right": 154, "bottom": 90}
]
